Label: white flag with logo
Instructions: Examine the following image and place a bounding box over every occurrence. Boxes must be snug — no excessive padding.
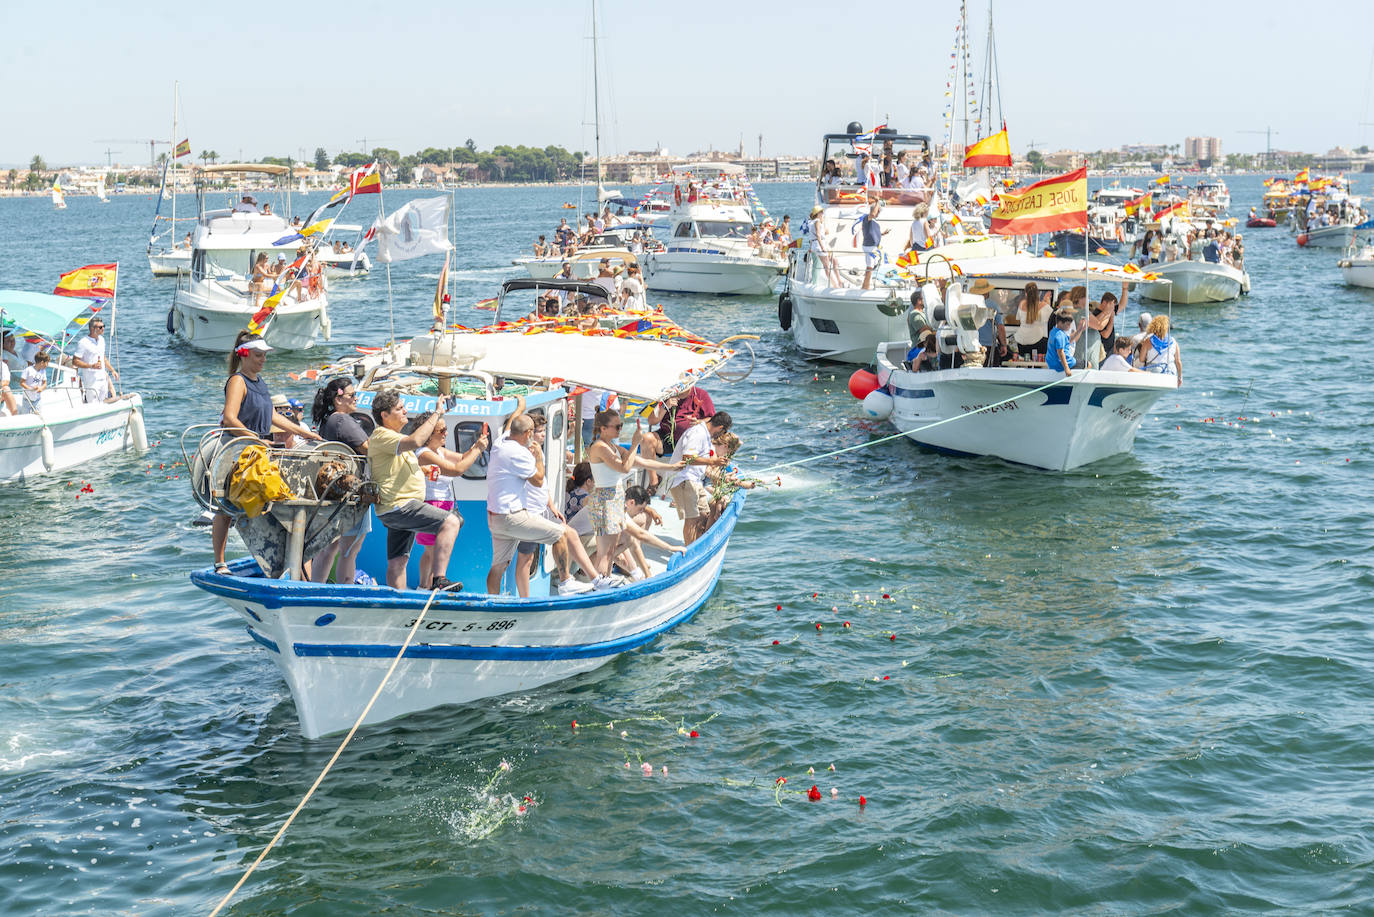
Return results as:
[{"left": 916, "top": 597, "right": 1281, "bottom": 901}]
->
[{"left": 375, "top": 196, "right": 452, "bottom": 263}]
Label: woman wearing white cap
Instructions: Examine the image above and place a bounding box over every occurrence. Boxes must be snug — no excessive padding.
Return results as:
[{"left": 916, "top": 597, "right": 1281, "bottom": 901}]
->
[{"left": 211, "top": 330, "right": 320, "bottom": 574}]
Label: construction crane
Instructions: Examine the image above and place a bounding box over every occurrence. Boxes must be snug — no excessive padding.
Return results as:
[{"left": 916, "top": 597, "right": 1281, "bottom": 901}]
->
[
  {"left": 101, "top": 148, "right": 122, "bottom": 169},
  {"left": 96, "top": 138, "right": 167, "bottom": 168},
  {"left": 1239, "top": 128, "right": 1279, "bottom": 168}
]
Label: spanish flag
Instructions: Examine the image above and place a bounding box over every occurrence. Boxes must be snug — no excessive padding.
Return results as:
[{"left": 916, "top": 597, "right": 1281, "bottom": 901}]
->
[
  {"left": 963, "top": 129, "right": 1012, "bottom": 168},
  {"left": 1293, "top": 168, "right": 1310, "bottom": 184},
  {"left": 349, "top": 163, "right": 381, "bottom": 196},
  {"left": 174, "top": 139, "right": 191, "bottom": 159},
  {"left": 989, "top": 167, "right": 1088, "bottom": 236},
  {"left": 1153, "top": 200, "right": 1188, "bottom": 221},
  {"left": 54, "top": 263, "right": 118, "bottom": 298},
  {"left": 1154, "top": 174, "right": 1170, "bottom": 186}
]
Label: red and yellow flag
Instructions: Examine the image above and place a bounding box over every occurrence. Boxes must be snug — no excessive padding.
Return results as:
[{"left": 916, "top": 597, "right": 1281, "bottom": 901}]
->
[
  {"left": 989, "top": 167, "right": 1087, "bottom": 236},
  {"left": 1154, "top": 174, "right": 1170, "bottom": 185},
  {"left": 963, "top": 129, "right": 1012, "bottom": 168},
  {"left": 1293, "top": 168, "right": 1310, "bottom": 184},
  {"left": 54, "top": 263, "right": 118, "bottom": 298},
  {"left": 174, "top": 139, "right": 191, "bottom": 158},
  {"left": 349, "top": 163, "right": 381, "bottom": 196},
  {"left": 1153, "top": 200, "right": 1188, "bottom": 222}
]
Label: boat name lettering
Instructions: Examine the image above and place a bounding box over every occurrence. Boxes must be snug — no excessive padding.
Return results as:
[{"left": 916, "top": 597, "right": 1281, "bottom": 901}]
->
[
  {"left": 1112, "top": 404, "right": 1142, "bottom": 422},
  {"left": 401, "top": 618, "right": 517, "bottom": 632},
  {"left": 94, "top": 427, "right": 122, "bottom": 445},
  {"left": 959, "top": 402, "right": 1019, "bottom": 415}
]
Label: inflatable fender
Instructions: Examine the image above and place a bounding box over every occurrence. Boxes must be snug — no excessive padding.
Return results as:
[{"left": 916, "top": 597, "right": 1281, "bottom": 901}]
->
[
  {"left": 777, "top": 292, "right": 793, "bottom": 331},
  {"left": 848, "top": 369, "right": 879, "bottom": 400},
  {"left": 861, "top": 389, "right": 893, "bottom": 420},
  {"left": 1296, "top": 234, "right": 1308, "bottom": 247},
  {"left": 166, "top": 309, "right": 177, "bottom": 335},
  {"left": 39, "top": 425, "right": 55, "bottom": 471},
  {"left": 128, "top": 405, "right": 149, "bottom": 452}
]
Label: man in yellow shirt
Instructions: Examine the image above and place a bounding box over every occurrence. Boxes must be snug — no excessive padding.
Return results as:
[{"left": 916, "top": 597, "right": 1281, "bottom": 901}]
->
[{"left": 369, "top": 389, "right": 463, "bottom": 591}]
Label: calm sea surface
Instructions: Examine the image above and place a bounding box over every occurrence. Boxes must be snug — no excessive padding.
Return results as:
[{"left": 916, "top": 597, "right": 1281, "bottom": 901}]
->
[{"left": 1, "top": 175, "right": 1372, "bottom": 915}]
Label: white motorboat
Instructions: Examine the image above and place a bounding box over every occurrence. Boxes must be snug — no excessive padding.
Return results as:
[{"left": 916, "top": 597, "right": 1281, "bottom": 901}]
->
[
  {"left": 1338, "top": 229, "right": 1374, "bottom": 288},
  {"left": 512, "top": 228, "right": 643, "bottom": 280},
  {"left": 148, "top": 248, "right": 191, "bottom": 277},
  {"left": 318, "top": 225, "right": 372, "bottom": 277},
  {"left": 183, "top": 295, "right": 751, "bottom": 738},
  {"left": 1090, "top": 187, "right": 1146, "bottom": 245},
  {"left": 1, "top": 290, "right": 148, "bottom": 481},
  {"left": 780, "top": 125, "right": 1019, "bottom": 363},
  {"left": 1137, "top": 259, "right": 1248, "bottom": 303},
  {"left": 638, "top": 163, "right": 786, "bottom": 296},
  {"left": 1299, "top": 224, "right": 1355, "bottom": 249},
  {"left": 168, "top": 163, "right": 331, "bottom": 352},
  {"left": 868, "top": 265, "right": 1177, "bottom": 471}
]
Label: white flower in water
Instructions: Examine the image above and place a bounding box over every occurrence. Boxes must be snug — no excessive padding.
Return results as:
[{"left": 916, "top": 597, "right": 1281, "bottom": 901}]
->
[
  {"left": 620, "top": 730, "right": 628, "bottom": 739},
  {"left": 807, "top": 766, "right": 814, "bottom": 776},
  {"left": 831, "top": 787, "right": 839, "bottom": 798},
  {"left": 661, "top": 765, "right": 669, "bottom": 776},
  {"left": 499, "top": 760, "right": 511, "bottom": 772},
  {"left": 641, "top": 762, "right": 653, "bottom": 776}
]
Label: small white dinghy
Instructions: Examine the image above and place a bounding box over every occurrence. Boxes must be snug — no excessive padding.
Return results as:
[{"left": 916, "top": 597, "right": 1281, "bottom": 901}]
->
[{"left": 185, "top": 300, "right": 751, "bottom": 738}]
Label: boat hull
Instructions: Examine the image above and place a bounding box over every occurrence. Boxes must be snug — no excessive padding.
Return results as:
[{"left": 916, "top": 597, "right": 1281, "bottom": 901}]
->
[
  {"left": 1339, "top": 258, "right": 1374, "bottom": 289},
  {"left": 190, "top": 495, "right": 744, "bottom": 738},
  {"left": 1137, "top": 260, "right": 1246, "bottom": 303},
  {"left": 148, "top": 249, "right": 191, "bottom": 277},
  {"left": 642, "top": 251, "right": 783, "bottom": 295},
  {"left": 875, "top": 350, "right": 1175, "bottom": 471},
  {"left": 170, "top": 287, "right": 328, "bottom": 352},
  {"left": 787, "top": 280, "right": 910, "bottom": 363},
  {"left": 1246, "top": 218, "right": 1277, "bottom": 228},
  {"left": 0, "top": 394, "right": 146, "bottom": 481},
  {"left": 1298, "top": 225, "right": 1353, "bottom": 249}
]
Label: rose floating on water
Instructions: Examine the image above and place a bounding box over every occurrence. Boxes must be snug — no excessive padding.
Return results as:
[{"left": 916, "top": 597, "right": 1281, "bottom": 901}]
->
[{"left": 807, "top": 785, "right": 822, "bottom": 802}]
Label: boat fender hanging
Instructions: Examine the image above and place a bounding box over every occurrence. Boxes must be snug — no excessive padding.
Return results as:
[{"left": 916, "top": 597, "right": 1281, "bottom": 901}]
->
[
  {"left": 128, "top": 405, "right": 149, "bottom": 452},
  {"left": 39, "top": 425, "right": 55, "bottom": 471},
  {"left": 166, "top": 309, "right": 176, "bottom": 334},
  {"left": 777, "top": 292, "right": 792, "bottom": 331},
  {"left": 861, "top": 389, "right": 893, "bottom": 420},
  {"left": 847, "top": 369, "right": 879, "bottom": 400}
]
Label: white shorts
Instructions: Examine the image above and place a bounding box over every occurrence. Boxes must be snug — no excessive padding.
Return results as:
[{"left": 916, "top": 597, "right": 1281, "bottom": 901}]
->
[{"left": 863, "top": 247, "right": 881, "bottom": 269}]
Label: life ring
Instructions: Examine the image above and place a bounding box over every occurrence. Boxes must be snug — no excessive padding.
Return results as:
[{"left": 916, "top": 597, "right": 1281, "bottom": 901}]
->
[{"left": 777, "top": 292, "right": 793, "bottom": 331}]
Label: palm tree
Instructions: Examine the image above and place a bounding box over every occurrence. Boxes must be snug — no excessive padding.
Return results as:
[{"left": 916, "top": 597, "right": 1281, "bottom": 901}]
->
[
  {"left": 199, "top": 150, "right": 220, "bottom": 166},
  {"left": 30, "top": 154, "right": 46, "bottom": 174},
  {"left": 6, "top": 169, "right": 16, "bottom": 191}
]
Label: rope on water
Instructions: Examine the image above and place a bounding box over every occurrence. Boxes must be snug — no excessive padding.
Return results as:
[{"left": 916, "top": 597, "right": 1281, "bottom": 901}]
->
[
  {"left": 206, "top": 587, "right": 444, "bottom": 917},
  {"left": 753, "top": 376, "right": 1069, "bottom": 475}
]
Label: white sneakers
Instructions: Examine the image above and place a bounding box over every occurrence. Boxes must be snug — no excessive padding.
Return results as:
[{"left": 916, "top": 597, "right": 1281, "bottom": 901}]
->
[
  {"left": 557, "top": 578, "right": 593, "bottom": 595},
  {"left": 591, "top": 575, "right": 625, "bottom": 590}
]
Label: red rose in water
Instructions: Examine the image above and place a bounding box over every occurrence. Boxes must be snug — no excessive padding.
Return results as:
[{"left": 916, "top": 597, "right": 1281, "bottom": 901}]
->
[
  {"left": 772, "top": 640, "right": 780, "bottom": 645},
  {"left": 858, "top": 795, "right": 867, "bottom": 807},
  {"left": 571, "top": 719, "right": 578, "bottom": 730},
  {"left": 776, "top": 604, "right": 782, "bottom": 611},
  {"left": 889, "top": 634, "right": 896, "bottom": 642},
  {"left": 807, "top": 785, "right": 822, "bottom": 802},
  {"left": 882, "top": 593, "right": 890, "bottom": 599},
  {"left": 843, "top": 621, "right": 851, "bottom": 628},
  {"left": 776, "top": 777, "right": 786, "bottom": 786},
  {"left": 689, "top": 730, "right": 699, "bottom": 738}
]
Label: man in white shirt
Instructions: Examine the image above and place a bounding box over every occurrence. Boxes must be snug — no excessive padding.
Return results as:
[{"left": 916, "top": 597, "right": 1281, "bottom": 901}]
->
[
  {"left": 72, "top": 317, "right": 117, "bottom": 403},
  {"left": 232, "top": 195, "right": 259, "bottom": 213},
  {"left": 666, "top": 410, "right": 732, "bottom": 545},
  {"left": 0, "top": 359, "right": 16, "bottom": 416},
  {"left": 486, "top": 397, "right": 611, "bottom": 595}
]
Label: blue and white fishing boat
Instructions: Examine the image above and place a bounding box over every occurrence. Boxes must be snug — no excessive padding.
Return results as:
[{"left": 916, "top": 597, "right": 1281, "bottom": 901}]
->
[{"left": 185, "top": 293, "right": 750, "bottom": 738}]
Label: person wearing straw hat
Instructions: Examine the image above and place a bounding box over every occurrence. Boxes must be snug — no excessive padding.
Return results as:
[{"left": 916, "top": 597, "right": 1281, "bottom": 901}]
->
[{"left": 803, "top": 205, "right": 841, "bottom": 287}]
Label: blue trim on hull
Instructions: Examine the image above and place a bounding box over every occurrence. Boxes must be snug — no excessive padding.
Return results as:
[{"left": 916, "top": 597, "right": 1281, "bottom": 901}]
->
[{"left": 290, "top": 562, "right": 725, "bottom": 663}]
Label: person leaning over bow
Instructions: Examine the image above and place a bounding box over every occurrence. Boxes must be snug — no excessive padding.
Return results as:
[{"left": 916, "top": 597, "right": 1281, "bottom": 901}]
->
[
  {"left": 368, "top": 390, "right": 464, "bottom": 592},
  {"left": 485, "top": 396, "right": 613, "bottom": 595},
  {"left": 211, "top": 332, "right": 321, "bottom": 575}
]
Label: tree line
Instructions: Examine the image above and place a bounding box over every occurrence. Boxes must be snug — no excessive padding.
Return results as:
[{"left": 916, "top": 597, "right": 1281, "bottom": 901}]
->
[{"left": 308, "top": 141, "right": 586, "bottom": 183}]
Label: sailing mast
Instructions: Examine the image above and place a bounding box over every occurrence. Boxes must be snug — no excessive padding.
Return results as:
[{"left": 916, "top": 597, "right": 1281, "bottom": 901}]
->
[
  {"left": 592, "top": 0, "right": 604, "bottom": 205},
  {"left": 170, "top": 82, "right": 179, "bottom": 235}
]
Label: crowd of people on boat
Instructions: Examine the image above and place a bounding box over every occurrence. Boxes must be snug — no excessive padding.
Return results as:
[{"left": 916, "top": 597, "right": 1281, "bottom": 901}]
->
[
  {"left": 1132, "top": 224, "right": 1244, "bottom": 270},
  {"left": 0, "top": 316, "right": 121, "bottom": 417},
  {"left": 208, "top": 329, "right": 746, "bottom": 596},
  {"left": 248, "top": 248, "right": 325, "bottom": 307}
]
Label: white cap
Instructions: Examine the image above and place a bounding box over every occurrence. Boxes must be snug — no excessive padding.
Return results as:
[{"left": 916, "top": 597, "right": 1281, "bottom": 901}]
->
[{"left": 236, "top": 339, "right": 272, "bottom": 354}]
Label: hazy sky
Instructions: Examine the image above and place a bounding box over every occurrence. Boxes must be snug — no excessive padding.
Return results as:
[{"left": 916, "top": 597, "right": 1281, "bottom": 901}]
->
[{"left": 5, "top": 0, "right": 1373, "bottom": 168}]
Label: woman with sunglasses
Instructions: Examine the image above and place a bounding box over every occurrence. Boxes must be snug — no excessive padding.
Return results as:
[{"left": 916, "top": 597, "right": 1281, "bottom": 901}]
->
[
  {"left": 586, "top": 408, "right": 680, "bottom": 579},
  {"left": 308, "top": 377, "right": 372, "bottom": 584}
]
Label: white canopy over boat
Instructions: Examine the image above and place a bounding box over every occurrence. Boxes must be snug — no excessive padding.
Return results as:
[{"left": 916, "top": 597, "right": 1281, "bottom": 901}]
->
[{"left": 413, "top": 328, "right": 736, "bottom": 401}]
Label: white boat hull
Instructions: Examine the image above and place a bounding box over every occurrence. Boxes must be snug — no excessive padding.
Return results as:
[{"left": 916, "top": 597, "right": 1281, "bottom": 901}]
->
[
  {"left": 875, "top": 347, "right": 1176, "bottom": 471},
  {"left": 321, "top": 251, "right": 370, "bottom": 278},
  {"left": 170, "top": 286, "right": 328, "bottom": 352},
  {"left": 0, "top": 393, "right": 147, "bottom": 481},
  {"left": 1339, "top": 257, "right": 1374, "bottom": 289},
  {"left": 642, "top": 251, "right": 784, "bottom": 295},
  {"left": 190, "top": 496, "right": 743, "bottom": 738},
  {"left": 787, "top": 279, "right": 910, "bottom": 362},
  {"left": 1137, "top": 260, "right": 1247, "bottom": 304},
  {"left": 1300, "top": 225, "right": 1353, "bottom": 249},
  {"left": 148, "top": 249, "right": 191, "bottom": 277}
]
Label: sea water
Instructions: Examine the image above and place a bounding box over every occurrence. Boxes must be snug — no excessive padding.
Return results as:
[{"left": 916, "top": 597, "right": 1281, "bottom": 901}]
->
[{"left": 1, "top": 175, "right": 1372, "bottom": 914}]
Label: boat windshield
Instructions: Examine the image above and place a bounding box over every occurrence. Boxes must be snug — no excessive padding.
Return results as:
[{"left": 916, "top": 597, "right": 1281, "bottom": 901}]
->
[
  {"left": 193, "top": 249, "right": 253, "bottom": 280},
  {"left": 696, "top": 221, "right": 751, "bottom": 239}
]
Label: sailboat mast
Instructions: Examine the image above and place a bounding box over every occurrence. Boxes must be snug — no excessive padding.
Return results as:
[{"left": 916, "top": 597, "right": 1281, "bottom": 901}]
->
[
  {"left": 171, "top": 81, "right": 179, "bottom": 230},
  {"left": 592, "top": 0, "right": 603, "bottom": 200}
]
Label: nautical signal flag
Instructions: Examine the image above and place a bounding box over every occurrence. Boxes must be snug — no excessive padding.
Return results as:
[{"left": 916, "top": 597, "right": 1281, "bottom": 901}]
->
[
  {"left": 54, "top": 263, "right": 117, "bottom": 298},
  {"left": 174, "top": 139, "right": 191, "bottom": 159},
  {"left": 963, "top": 129, "right": 1012, "bottom": 168},
  {"left": 989, "top": 167, "right": 1087, "bottom": 236}
]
